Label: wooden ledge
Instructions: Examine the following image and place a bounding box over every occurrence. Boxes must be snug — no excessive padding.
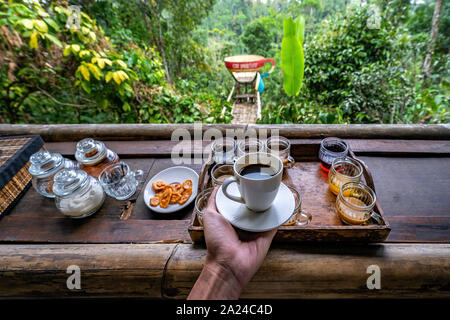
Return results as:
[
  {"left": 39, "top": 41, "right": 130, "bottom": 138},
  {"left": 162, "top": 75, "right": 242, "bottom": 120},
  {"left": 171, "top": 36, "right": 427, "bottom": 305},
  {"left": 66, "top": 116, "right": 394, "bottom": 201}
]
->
[
  {"left": 1, "top": 243, "right": 449, "bottom": 299},
  {"left": 1, "top": 124, "right": 449, "bottom": 141}
]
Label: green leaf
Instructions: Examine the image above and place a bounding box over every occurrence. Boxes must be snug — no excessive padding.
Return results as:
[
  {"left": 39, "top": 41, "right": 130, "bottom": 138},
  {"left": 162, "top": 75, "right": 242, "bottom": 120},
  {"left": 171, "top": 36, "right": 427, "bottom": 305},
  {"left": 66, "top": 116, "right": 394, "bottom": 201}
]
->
[
  {"left": 295, "top": 15, "right": 305, "bottom": 44},
  {"left": 115, "top": 60, "right": 127, "bottom": 69},
  {"left": 21, "top": 19, "right": 34, "bottom": 30},
  {"left": 79, "top": 50, "right": 91, "bottom": 58},
  {"left": 81, "top": 81, "right": 91, "bottom": 94},
  {"left": 36, "top": 7, "right": 49, "bottom": 17},
  {"left": 105, "top": 71, "right": 113, "bottom": 83},
  {"left": 122, "top": 101, "right": 131, "bottom": 112},
  {"left": 281, "top": 17, "right": 304, "bottom": 96},
  {"left": 71, "top": 44, "right": 80, "bottom": 53},
  {"left": 78, "top": 65, "right": 90, "bottom": 81},
  {"left": 34, "top": 20, "right": 48, "bottom": 33},
  {"left": 88, "top": 31, "right": 96, "bottom": 42},
  {"left": 29, "top": 31, "right": 38, "bottom": 49},
  {"left": 45, "top": 34, "right": 62, "bottom": 47},
  {"left": 63, "top": 45, "right": 71, "bottom": 56},
  {"left": 43, "top": 18, "right": 60, "bottom": 32},
  {"left": 87, "top": 63, "right": 101, "bottom": 80},
  {"left": 112, "top": 71, "right": 122, "bottom": 85}
]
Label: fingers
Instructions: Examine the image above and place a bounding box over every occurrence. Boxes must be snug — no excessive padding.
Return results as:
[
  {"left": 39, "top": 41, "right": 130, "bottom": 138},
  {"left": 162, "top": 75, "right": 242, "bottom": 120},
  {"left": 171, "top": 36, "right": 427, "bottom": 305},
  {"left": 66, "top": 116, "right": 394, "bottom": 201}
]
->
[
  {"left": 205, "top": 187, "right": 219, "bottom": 213},
  {"left": 237, "top": 227, "right": 277, "bottom": 243},
  {"left": 254, "top": 228, "right": 277, "bottom": 256},
  {"left": 202, "top": 187, "right": 220, "bottom": 225},
  {"left": 262, "top": 227, "right": 278, "bottom": 241}
]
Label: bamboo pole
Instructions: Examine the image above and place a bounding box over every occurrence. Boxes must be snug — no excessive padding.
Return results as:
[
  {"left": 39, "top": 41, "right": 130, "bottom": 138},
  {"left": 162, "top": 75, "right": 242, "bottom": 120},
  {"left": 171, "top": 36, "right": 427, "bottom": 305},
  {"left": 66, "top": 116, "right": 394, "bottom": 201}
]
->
[
  {"left": 1, "top": 243, "right": 449, "bottom": 299},
  {"left": 0, "top": 124, "right": 449, "bottom": 141}
]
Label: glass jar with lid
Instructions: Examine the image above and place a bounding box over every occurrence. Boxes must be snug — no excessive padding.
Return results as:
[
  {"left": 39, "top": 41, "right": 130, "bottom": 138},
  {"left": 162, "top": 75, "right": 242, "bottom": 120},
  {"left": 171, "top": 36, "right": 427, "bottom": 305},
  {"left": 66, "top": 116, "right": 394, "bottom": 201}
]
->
[
  {"left": 52, "top": 168, "right": 105, "bottom": 218},
  {"left": 28, "top": 150, "right": 79, "bottom": 198},
  {"left": 75, "top": 138, "right": 119, "bottom": 178}
]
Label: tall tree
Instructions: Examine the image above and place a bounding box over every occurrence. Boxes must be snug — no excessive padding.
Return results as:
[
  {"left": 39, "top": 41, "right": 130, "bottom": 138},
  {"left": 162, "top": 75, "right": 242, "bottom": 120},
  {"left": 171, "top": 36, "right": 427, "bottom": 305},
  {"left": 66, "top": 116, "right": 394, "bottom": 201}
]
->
[{"left": 422, "top": 0, "right": 443, "bottom": 80}]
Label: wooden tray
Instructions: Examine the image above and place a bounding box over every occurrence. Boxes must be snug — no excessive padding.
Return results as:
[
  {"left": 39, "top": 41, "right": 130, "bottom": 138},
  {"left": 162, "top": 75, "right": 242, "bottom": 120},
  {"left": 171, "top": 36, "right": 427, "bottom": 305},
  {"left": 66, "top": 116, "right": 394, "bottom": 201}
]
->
[{"left": 188, "top": 146, "right": 391, "bottom": 243}]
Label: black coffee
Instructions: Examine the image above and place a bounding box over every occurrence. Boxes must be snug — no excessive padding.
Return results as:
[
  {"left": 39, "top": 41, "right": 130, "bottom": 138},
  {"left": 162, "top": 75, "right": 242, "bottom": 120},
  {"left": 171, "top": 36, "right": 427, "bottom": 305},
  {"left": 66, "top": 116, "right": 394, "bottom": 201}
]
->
[
  {"left": 239, "top": 164, "right": 277, "bottom": 180},
  {"left": 325, "top": 144, "right": 346, "bottom": 152}
]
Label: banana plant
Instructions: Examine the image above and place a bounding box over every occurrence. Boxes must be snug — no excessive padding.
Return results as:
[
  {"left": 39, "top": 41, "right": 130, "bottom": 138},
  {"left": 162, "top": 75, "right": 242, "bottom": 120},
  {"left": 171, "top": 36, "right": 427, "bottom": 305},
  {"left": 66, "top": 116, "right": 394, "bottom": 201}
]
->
[{"left": 281, "top": 16, "right": 305, "bottom": 96}]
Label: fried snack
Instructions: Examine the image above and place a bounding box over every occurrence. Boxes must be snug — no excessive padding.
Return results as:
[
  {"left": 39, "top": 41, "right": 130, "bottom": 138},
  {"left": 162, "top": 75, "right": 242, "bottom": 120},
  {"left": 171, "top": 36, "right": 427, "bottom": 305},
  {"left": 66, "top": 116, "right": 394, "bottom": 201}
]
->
[
  {"left": 171, "top": 183, "right": 184, "bottom": 194},
  {"left": 152, "top": 179, "right": 166, "bottom": 191},
  {"left": 150, "top": 196, "right": 160, "bottom": 207},
  {"left": 178, "top": 187, "right": 192, "bottom": 205},
  {"left": 183, "top": 179, "right": 192, "bottom": 190},
  {"left": 150, "top": 179, "right": 194, "bottom": 209},
  {"left": 170, "top": 192, "right": 182, "bottom": 204},
  {"left": 159, "top": 187, "right": 172, "bottom": 208}
]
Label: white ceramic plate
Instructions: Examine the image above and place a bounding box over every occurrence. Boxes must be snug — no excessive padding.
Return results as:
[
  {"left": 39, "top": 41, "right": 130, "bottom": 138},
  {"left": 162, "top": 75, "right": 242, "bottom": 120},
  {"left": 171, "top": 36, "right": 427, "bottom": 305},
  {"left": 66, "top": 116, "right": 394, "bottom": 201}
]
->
[
  {"left": 144, "top": 166, "right": 199, "bottom": 214},
  {"left": 216, "top": 182, "right": 294, "bottom": 232}
]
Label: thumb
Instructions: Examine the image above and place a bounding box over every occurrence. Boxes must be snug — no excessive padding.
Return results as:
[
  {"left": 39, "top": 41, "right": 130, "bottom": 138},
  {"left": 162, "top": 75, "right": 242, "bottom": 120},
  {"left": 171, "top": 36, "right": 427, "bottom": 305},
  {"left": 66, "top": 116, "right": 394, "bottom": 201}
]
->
[{"left": 205, "top": 187, "right": 219, "bottom": 213}]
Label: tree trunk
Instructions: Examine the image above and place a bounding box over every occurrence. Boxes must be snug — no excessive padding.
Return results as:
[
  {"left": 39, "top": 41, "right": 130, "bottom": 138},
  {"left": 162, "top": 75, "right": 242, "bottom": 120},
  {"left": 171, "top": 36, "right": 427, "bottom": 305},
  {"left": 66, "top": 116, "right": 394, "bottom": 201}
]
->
[
  {"left": 138, "top": 0, "right": 172, "bottom": 86},
  {"left": 422, "top": 0, "right": 443, "bottom": 80},
  {"left": 156, "top": 13, "right": 172, "bottom": 86}
]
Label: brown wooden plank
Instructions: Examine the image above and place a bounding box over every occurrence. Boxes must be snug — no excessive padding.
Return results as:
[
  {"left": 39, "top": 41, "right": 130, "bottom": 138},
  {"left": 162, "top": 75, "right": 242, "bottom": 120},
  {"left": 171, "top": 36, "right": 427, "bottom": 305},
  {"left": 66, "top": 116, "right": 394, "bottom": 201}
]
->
[
  {"left": 0, "top": 216, "right": 191, "bottom": 243},
  {"left": 0, "top": 124, "right": 248, "bottom": 141},
  {"left": 349, "top": 139, "right": 450, "bottom": 154},
  {"left": 249, "top": 124, "right": 450, "bottom": 140},
  {"left": 360, "top": 156, "right": 450, "bottom": 218},
  {"left": 0, "top": 158, "right": 203, "bottom": 244},
  {"left": 290, "top": 139, "right": 450, "bottom": 157},
  {"left": 164, "top": 243, "right": 450, "bottom": 299},
  {"left": 386, "top": 217, "right": 450, "bottom": 242},
  {"left": 0, "top": 244, "right": 175, "bottom": 298},
  {"left": 45, "top": 140, "right": 211, "bottom": 158},
  {"left": 45, "top": 139, "right": 450, "bottom": 158}
]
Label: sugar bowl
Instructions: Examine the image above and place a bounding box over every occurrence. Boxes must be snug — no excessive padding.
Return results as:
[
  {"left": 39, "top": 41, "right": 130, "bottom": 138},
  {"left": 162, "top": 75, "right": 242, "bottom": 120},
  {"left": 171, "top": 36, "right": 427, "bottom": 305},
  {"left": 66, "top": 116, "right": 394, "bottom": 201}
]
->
[{"left": 52, "top": 168, "right": 105, "bottom": 218}]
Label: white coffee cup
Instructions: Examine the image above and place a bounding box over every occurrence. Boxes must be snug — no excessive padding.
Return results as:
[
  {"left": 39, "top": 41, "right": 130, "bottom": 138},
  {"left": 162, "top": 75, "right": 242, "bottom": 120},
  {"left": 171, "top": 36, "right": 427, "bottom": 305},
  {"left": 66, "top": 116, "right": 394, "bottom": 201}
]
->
[{"left": 222, "top": 152, "right": 283, "bottom": 212}]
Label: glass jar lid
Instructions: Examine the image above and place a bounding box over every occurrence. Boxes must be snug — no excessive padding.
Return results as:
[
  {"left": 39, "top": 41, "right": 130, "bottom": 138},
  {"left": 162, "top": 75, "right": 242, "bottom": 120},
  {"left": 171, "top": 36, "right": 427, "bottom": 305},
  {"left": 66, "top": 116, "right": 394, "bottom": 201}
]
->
[
  {"left": 29, "top": 150, "right": 64, "bottom": 177},
  {"left": 52, "top": 169, "right": 89, "bottom": 197},
  {"left": 75, "top": 138, "right": 107, "bottom": 165}
]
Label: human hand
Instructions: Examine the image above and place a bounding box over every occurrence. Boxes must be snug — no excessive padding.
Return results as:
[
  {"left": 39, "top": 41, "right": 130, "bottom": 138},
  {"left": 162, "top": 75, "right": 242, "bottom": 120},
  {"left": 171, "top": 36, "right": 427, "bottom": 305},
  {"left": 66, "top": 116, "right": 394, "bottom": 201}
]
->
[{"left": 188, "top": 187, "right": 277, "bottom": 299}]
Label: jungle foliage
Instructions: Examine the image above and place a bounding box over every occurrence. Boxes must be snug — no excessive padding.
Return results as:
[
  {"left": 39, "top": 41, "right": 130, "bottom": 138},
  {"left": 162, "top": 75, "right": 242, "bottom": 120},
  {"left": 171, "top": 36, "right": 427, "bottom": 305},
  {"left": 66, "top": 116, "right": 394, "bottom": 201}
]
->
[{"left": 0, "top": 0, "right": 448, "bottom": 124}]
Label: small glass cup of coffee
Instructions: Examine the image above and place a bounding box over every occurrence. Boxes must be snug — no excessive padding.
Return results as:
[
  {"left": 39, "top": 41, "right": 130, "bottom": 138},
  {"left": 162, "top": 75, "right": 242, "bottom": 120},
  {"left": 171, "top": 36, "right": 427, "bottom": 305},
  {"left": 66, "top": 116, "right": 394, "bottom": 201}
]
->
[
  {"left": 211, "top": 163, "right": 234, "bottom": 187},
  {"left": 99, "top": 162, "right": 144, "bottom": 200},
  {"left": 265, "top": 136, "right": 295, "bottom": 168},
  {"left": 283, "top": 186, "right": 312, "bottom": 226},
  {"left": 328, "top": 157, "right": 363, "bottom": 196},
  {"left": 236, "top": 138, "right": 265, "bottom": 158},
  {"left": 318, "top": 137, "right": 349, "bottom": 172},
  {"left": 194, "top": 187, "right": 214, "bottom": 226},
  {"left": 211, "top": 137, "right": 236, "bottom": 164},
  {"left": 335, "top": 182, "right": 383, "bottom": 225}
]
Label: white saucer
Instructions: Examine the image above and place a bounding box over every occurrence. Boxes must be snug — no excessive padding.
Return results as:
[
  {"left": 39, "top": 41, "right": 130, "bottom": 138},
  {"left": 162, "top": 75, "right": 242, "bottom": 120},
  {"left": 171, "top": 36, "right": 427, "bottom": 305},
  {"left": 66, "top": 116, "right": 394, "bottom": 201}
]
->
[
  {"left": 143, "top": 166, "right": 199, "bottom": 214},
  {"left": 216, "top": 182, "right": 294, "bottom": 232}
]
